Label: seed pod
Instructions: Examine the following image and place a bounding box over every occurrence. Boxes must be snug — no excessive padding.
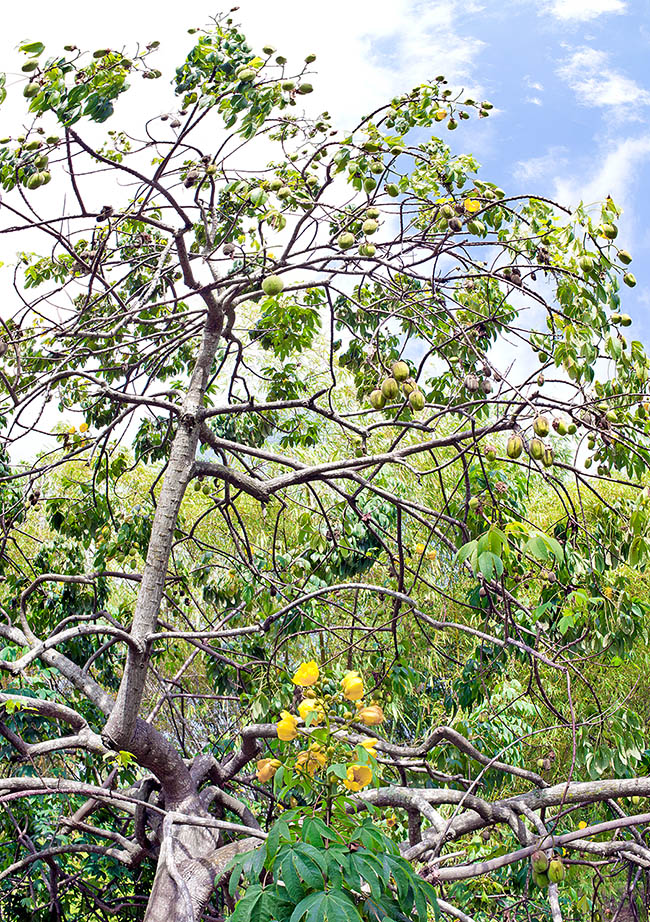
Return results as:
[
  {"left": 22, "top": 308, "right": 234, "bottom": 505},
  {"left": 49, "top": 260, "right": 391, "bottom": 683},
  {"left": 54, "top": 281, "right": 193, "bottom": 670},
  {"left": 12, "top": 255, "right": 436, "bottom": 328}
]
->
[
  {"left": 547, "top": 859, "right": 566, "bottom": 883},
  {"left": 381, "top": 377, "right": 399, "bottom": 401},
  {"left": 533, "top": 415, "right": 550, "bottom": 437},
  {"left": 369, "top": 389, "right": 385, "bottom": 410},
  {"left": 409, "top": 390, "right": 425, "bottom": 411},
  {"left": 464, "top": 374, "right": 480, "bottom": 392},
  {"left": 391, "top": 361, "right": 409, "bottom": 382},
  {"left": 507, "top": 435, "right": 523, "bottom": 459},
  {"left": 531, "top": 850, "right": 549, "bottom": 873},
  {"left": 530, "top": 438, "right": 544, "bottom": 461},
  {"left": 484, "top": 445, "right": 497, "bottom": 462}
]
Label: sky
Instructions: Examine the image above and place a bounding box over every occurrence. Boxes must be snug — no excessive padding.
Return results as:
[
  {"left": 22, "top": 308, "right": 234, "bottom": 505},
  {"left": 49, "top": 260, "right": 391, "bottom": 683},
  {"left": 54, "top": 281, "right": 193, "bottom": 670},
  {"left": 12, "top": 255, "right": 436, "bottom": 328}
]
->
[{"left": 0, "top": 0, "right": 648, "bottom": 335}]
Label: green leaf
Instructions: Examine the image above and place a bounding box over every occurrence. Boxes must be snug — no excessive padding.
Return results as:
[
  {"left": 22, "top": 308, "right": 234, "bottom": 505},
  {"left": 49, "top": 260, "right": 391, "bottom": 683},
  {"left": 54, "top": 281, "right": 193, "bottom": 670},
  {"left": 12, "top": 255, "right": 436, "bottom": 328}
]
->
[
  {"left": 19, "top": 41, "right": 45, "bottom": 56},
  {"left": 290, "top": 890, "right": 362, "bottom": 922}
]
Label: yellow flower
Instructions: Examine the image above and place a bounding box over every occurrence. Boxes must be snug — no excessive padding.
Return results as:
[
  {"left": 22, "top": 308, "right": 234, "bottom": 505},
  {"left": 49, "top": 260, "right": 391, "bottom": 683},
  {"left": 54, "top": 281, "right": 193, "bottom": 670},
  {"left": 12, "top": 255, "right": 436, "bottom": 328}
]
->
[
  {"left": 415, "top": 543, "right": 426, "bottom": 555},
  {"left": 343, "top": 763, "right": 373, "bottom": 791},
  {"left": 386, "top": 813, "right": 397, "bottom": 828},
  {"left": 296, "top": 744, "right": 327, "bottom": 776},
  {"left": 298, "top": 698, "right": 324, "bottom": 725},
  {"left": 464, "top": 198, "right": 481, "bottom": 214},
  {"left": 277, "top": 711, "right": 299, "bottom": 741},
  {"left": 79, "top": 422, "right": 89, "bottom": 433},
  {"left": 577, "top": 820, "right": 587, "bottom": 829},
  {"left": 426, "top": 550, "right": 437, "bottom": 561},
  {"left": 292, "top": 660, "right": 319, "bottom": 687},
  {"left": 360, "top": 738, "right": 379, "bottom": 758},
  {"left": 434, "top": 109, "right": 447, "bottom": 121},
  {"left": 256, "top": 758, "right": 281, "bottom": 783},
  {"left": 603, "top": 586, "right": 613, "bottom": 600},
  {"left": 341, "top": 671, "right": 364, "bottom": 701},
  {"left": 357, "top": 705, "right": 385, "bottom": 727},
  {"left": 67, "top": 426, "right": 76, "bottom": 434}
]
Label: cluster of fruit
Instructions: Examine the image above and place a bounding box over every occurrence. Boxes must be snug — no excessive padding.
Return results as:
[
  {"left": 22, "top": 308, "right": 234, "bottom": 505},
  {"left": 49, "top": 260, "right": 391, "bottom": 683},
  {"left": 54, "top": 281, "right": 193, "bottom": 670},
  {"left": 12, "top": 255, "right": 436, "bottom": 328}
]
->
[
  {"left": 337, "top": 207, "right": 384, "bottom": 255},
  {"left": 503, "top": 415, "right": 575, "bottom": 470},
  {"left": 369, "top": 361, "right": 425, "bottom": 412},
  {"left": 530, "top": 850, "right": 566, "bottom": 889}
]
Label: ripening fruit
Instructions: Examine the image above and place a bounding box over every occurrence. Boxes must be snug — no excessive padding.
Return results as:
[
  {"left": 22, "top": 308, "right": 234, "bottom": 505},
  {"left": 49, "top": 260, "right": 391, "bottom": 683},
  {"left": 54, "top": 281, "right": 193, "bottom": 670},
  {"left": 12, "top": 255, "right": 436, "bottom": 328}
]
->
[
  {"left": 369, "top": 389, "right": 386, "bottom": 410},
  {"left": 533, "top": 415, "right": 550, "bottom": 437},
  {"left": 468, "top": 497, "right": 480, "bottom": 513},
  {"left": 25, "top": 172, "right": 42, "bottom": 189},
  {"left": 381, "top": 377, "right": 399, "bottom": 400},
  {"left": 364, "top": 177, "right": 377, "bottom": 193},
  {"left": 547, "top": 859, "right": 566, "bottom": 883},
  {"left": 623, "top": 272, "right": 636, "bottom": 288},
  {"left": 556, "top": 419, "right": 568, "bottom": 436},
  {"left": 542, "top": 447, "right": 554, "bottom": 468},
  {"left": 578, "top": 255, "right": 594, "bottom": 272},
  {"left": 297, "top": 83, "right": 313, "bottom": 95},
  {"left": 530, "top": 438, "right": 544, "bottom": 461},
  {"left": 619, "top": 314, "right": 632, "bottom": 327},
  {"left": 369, "top": 160, "right": 383, "bottom": 174},
  {"left": 448, "top": 217, "right": 463, "bottom": 232},
  {"left": 362, "top": 219, "right": 378, "bottom": 235},
  {"left": 391, "top": 361, "right": 409, "bottom": 382},
  {"left": 338, "top": 232, "right": 356, "bottom": 250},
  {"left": 262, "top": 275, "right": 284, "bottom": 297},
  {"left": 385, "top": 183, "right": 399, "bottom": 197},
  {"left": 366, "top": 207, "right": 380, "bottom": 219},
  {"left": 533, "top": 871, "right": 550, "bottom": 889},
  {"left": 237, "top": 68, "right": 256, "bottom": 82},
  {"left": 619, "top": 250, "right": 632, "bottom": 265},
  {"left": 484, "top": 445, "right": 497, "bottom": 462},
  {"left": 269, "top": 177, "right": 283, "bottom": 191},
  {"left": 507, "top": 435, "right": 523, "bottom": 459},
  {"left": 402, "top": 378, "right": 415, "bottom": 396},
  {"left": 24, "top": 82, "right": 39, "bottom": 98},
  {"left": 568, "top": 423, "right": 577, "bottom": 435},
  {"left": 464, "top": 374, "right": 480, "bottom": 392},
  {"left": 531, "top": 850, "right": 549, "bottom": 873},
  {"left": 359, "top": 243, "right": 376, "bottom": 257},
  {"left": 409, "top": 390, "right": 425, "bottom": 411},
  {"left": 601, "top": 223, "right": 618, "bottom": 240}
]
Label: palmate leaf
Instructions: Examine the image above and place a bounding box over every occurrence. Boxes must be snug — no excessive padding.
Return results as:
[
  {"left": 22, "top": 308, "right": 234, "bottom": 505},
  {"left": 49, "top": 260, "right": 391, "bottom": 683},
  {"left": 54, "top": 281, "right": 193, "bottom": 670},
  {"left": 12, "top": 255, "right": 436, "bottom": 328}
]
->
[
  {"left": 275, "top": 843, "right": 327, "bottom": 901},
  {"left": 230, "top": 883, "right": 294, "bottom": 922},
  {"left": 289, "top": 889, "right": 362, "bottom": 922}
]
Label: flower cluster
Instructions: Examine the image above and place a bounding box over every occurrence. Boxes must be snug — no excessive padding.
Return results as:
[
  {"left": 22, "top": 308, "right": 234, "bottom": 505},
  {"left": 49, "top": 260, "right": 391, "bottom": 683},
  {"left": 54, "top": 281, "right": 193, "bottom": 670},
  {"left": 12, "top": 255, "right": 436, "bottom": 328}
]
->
[{"left": 255, "top": 660, "right": 385, "bottom": 793}]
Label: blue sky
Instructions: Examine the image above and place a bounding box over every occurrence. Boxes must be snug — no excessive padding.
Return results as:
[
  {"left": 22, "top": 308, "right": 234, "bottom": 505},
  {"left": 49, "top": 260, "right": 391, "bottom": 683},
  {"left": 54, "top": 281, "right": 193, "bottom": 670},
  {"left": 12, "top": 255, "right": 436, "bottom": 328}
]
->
[{"left": 2, "top": 0, "right": 649, "bottom": 342}]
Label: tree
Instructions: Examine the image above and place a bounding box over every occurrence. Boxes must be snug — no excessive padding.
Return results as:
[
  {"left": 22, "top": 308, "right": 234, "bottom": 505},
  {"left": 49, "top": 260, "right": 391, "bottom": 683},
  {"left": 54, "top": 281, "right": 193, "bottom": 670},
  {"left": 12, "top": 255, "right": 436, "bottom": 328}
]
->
[{"left": 0, "top": 13, "right": 649, "bottom": 922}]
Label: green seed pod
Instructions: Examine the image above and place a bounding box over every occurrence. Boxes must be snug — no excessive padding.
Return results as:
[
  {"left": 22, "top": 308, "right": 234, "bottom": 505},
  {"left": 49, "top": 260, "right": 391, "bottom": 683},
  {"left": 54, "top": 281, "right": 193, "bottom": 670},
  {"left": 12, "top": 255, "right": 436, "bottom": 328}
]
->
[
  {"left": 369, "top": 389, "right": 386, "bottom": 410},
  {"left": 618, "top": 250, "right": 632, "bottom": 265},
  {"left": 262, "top": 275, "right": 284, "bottom": 297},
  {"left": 381, "top": 377, "right": 399, "bottom": 401},
  {"left": 533, "top": 415, "right": 550, "bottom": 437},
  {"left": 362, "top": 219, "right": 378, "bottom": 235},
  {"left": 391, "top": 361, "right": 409, "bottom": 382},
  {"left": 409, "top": 390, "right": 425, "bottom": 411},
  {"left": 507, "top": 435, "right": 523, "bottom": 459},
  {"left": 547, "top": 859, "right": 566, "bottom": 883},
  {"left": 338, "top": 232, "right": 355, "bottom": 250},
  {"left": 623, "top": 272, "right": 636, "bottom": 288},
  {"left": 531, "top": 850, "right": 549, "bottom": 873},
  {"left": 530, "top": 438, "right": 544, "bottom": 461}
]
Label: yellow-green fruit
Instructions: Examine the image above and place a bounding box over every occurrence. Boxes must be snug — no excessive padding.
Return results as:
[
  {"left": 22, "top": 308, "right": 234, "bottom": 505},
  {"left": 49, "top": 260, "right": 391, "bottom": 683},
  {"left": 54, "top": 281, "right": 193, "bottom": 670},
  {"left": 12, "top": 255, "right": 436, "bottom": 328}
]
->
[
  {"left": 385, "top": 183, "right": 399, "bottom": 197},
  {"left": 24, "top": 82, "right": 39, "bottom": 98},
  {"left": 468, "top": 497, "right": 480, "bottom": 513},
  {"left": 366, "top": 207, "right": 380, "bottom": 219},
  {"left": 338, "top": 232, "right": 355, "bottom": 250},
  {"left": 579, "top": 255, "right": 593, "bottom": 272},
  {"left": 619, "top": 250, "right": 632, "bottom": 265},
  {"left": 632, "top": 795, "right": 640, "bottom": 805},
  {"left": 533, "top": 871, "right": 550, "bottom": 889},
  {"left": 237, "top": 68, "right": 256, "bottom": 82},
  {"left": 531, "top": 850, "right": 549, "bottom": 873},
  {"left": 25, "top": 173, "right": 42, "bottom": 189},
  {"left": 568, "top": 423, "right": 577, "bottom": 434},
  {"left": 34, "top": 154, "right": 48, "bottom": 169},
  {"left": 369, "top": 389, "right": 386, "bottom": 410},
  {"left": 530, "top": 438, "right": 544, "bottom": 461},
  {"left": 364, "top": 177, "right": 377, "bottom": 193},
  {"left": 369, "top": 160, "right": 383, "bottom": 174},
  {"left": 620, "top": 314, "right": 632, "bottom": 327},
  {"left": 534, "top": 415, "right": 549, "bottom": 437},
  {"left": 297, "top": 84, "right": 313, "bottom": 95},
  {"left": 93, "top": 49, "right": 111, "bottom": 58},
  {"left": 409, "top": 390, "right": 425, "bottom": 411},
  {"left": 547, "top": 859, "right": 565, "bottom": 883},
  {"left": 37, "top": 171, "right": 51, "bottom": 185},
  {"left": 277, "top": 185, "right": 292, "bottom": 199},
  {"left": 381, "top": 377, "right": 399, "bottom": 401},
  {"left": 391, "top": 361, "right": 409, "bottom": 382},
  {"left": 484, "top": 445, "right": 497, "bottom": 462},
  {"left": 262, "top": 275, "right": 284, "bottom": 297},
  {"left": 601, "top": 222, "right": 618, "bottom": 239},
  {"left": 269, "top": 178, "right": 283, "bottom": 191},
  {"left": 359, "top": 243, "right": 376, "bottom": 257},
  {"left": 21, "top": 60, "right": 39, "bottom": 73},
  {"left": 623, "top": 273, "right": 636, "bottom": 288},
  {"left": 441, "top": 204, "right": 455, "bottom": 219},
  {"left": 507, "top": 435, "right": 523, "bottom": 459},
  {"left": 542, "top": 447, "right": 554, "bottom": 468},
  {"left": 556, "top": 419, "right": 568, "bottom": 436},
  {"left": 402, "top": 378, "right": 416, "bottom": 396},
  {"left": 362, "top": 219, "right": 378, "bottom": 235}
]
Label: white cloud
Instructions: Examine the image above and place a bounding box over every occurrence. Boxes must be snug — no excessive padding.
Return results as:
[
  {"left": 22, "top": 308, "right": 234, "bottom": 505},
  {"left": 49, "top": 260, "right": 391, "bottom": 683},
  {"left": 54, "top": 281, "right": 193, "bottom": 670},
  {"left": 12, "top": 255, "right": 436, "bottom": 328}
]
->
[
  {"left": 557, "top": 46, "right": 650, "bottom": 115},
  {"left": 526, "top": 96, "right": 543, "bottom": 106},
  {"left": 543, "top": 0, "right": 627, "bottom": 20},
  {"left": 514, "top": 146, "right": 568, "bottom": 182},
  {"left": 553, "top": 134, "right": 650, "bottom": 211}
]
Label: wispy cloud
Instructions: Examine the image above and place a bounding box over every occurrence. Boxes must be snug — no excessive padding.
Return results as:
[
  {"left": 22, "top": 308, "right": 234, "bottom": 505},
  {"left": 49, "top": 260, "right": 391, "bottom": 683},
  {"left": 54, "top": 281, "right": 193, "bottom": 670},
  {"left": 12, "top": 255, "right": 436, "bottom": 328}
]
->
[
  {"left": 554, "top": 134, "right": 650, "bottom": 211},
  {"left": 514, "top": 146, "right": 568, "bottom": 182},
  {"left": 557, "top": 46, "right": 650, "bottom": 116},
  {"left": 542, "top": 0, "right": 627, "bottom": 21}
]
